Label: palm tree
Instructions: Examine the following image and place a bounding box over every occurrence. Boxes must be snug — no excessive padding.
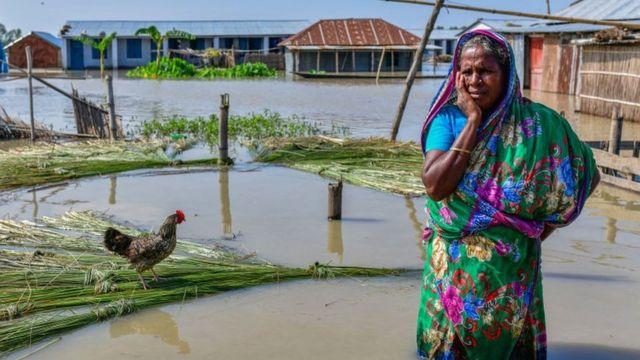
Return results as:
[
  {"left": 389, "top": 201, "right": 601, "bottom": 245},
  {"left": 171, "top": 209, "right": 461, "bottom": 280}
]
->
[
  {"left": 77, "top": 31, "right": 117, "bottom": 79},
  {"left": 134, "top": 26, "right": 195, "bottom": 68}
]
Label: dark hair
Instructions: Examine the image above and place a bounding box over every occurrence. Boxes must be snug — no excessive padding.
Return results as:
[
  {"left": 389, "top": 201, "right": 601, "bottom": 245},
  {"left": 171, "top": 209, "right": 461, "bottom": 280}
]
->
[{"left": 458, "top": 35, "right": 510, "bottom": 73}]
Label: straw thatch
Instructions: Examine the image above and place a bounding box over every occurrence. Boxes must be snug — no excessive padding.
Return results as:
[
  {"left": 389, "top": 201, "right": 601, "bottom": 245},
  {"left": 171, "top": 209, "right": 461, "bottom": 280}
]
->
[{"left": 578, "top": 43, "right": 640, "bottom": 122}]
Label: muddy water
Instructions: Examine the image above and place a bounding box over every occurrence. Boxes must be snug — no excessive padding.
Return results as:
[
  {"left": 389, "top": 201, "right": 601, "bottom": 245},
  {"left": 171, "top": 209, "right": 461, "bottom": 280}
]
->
[
  {"left": 2, "top": 75, "right": 640, "bottom": 358},
  {"left": 2, "top": 73, "right": 637, "bottom": 143},
  {"left": 2, "top": 164, "right": 640, "bottom": 359}
]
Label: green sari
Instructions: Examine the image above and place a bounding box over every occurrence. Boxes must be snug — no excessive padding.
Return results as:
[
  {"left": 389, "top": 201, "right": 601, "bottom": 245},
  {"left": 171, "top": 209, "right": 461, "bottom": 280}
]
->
[{"left": 417, "top": 30, "right": 596, "bottom": 360}]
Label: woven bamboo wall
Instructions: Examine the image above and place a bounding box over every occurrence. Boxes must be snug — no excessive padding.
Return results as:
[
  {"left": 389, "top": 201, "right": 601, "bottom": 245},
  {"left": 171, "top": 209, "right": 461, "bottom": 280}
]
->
[{"left": 579, "top": 44, "right": 640, "bottom": 122}]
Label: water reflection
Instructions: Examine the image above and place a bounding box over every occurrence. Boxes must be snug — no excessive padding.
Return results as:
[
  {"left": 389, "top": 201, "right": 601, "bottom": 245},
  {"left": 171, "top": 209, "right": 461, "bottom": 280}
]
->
[
  {"left": 405, "top": 197, "right": 426, "bottom": 261},
  {"left": 218, "top": 169, "right": 233, "bottom": 239},
  {"left": 31, "top": 189, "right": 38, "bottom": 219},
  {"left": 109, "top": 176, "right": 117, "bottom": 205},
  {"left": 326, "top": 220, "right": 344, "bottom": 264},
  {"left": 109, "top": 309, "right": 190, "bottom": 355},
  {"left": 589, "top": 186, "right": 640, "bottom": 243}
]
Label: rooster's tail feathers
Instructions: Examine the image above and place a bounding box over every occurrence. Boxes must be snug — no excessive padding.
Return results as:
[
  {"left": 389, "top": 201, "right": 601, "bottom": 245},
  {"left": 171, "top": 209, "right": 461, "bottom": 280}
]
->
[{"left": 104, "top": 227, "right": 131, "bottom": 255}]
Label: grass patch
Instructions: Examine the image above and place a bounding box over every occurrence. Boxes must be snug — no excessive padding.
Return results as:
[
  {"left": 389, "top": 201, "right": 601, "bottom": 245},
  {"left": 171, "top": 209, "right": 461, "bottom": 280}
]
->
[
  {"left": 0, "top": 141, "right": 215, "bottom": 191},
  {"left": 140, "top": 110, "right": 348, "bottom": 146},
  {"left": 0, "top": 211, "right": 403, "bottom": 355},
  {"left": 255, "top": 136, "right": 425, "bottom": 196},
  {"left": 126, "top": 58, "right": 277, "bottom": 79}
]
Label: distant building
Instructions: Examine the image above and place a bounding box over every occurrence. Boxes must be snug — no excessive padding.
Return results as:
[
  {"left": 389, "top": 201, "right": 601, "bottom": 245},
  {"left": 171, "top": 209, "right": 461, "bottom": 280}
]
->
[
  {"left": 409, "top": 28, "right": 459, "bottom": 56},
  {"left": 59, "top": 20, "right": 309, "bottom": 70},
  {"left": 279, "top": 18, "right": 423, "bottom": 75},
  {"left": 4, "top": 31, "right": 62, "bottom": 68}
]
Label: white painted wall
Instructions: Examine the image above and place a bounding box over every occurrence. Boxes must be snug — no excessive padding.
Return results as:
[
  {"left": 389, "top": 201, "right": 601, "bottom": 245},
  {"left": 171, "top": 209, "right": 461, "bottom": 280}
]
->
[{"left": 82, "top": 42, "right": 113, "bottom": 68}]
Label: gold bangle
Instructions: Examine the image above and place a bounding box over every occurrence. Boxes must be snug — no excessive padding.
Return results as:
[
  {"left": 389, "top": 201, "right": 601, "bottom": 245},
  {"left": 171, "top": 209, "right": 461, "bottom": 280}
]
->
[{"left": 449, "top": 147, "right": 471, "bottom": 155}]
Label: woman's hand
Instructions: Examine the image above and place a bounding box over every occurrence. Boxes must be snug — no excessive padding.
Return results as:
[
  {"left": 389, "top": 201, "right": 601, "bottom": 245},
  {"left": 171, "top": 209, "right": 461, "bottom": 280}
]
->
[{"left": 455, "top": 72, "right": 482, "bottom": 125}]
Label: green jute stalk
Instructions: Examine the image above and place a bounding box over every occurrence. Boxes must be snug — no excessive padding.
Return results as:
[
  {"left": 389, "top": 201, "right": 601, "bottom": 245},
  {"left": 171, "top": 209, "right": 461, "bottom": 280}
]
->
[
  {"left": 0, "top": 212, "right": 404, "bottom": 355},
  {"left": 255, "top": 136, "right": 426, "bottom": 196}
]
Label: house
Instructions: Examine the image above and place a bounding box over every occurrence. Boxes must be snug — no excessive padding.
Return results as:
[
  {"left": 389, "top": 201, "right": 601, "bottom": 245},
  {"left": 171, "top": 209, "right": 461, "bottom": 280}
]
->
[
  {"left": 459, "top": 0, "right": 640, "bottom": 94},
  {"left": 409, "top": 28, "right": 459, "bottom": 56},
  {"left": 59, "top": 20, "right": 309, "bottom": 70},
  {"left": 279, "top": 18, "right": 423, "bottom": 75},
  {"left": 4, "top": 31, "right": 62, "bottom": 68}
]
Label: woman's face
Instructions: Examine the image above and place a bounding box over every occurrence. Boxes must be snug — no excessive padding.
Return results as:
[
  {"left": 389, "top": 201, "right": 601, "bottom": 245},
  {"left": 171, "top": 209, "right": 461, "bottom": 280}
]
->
[{"left": 458, "top": 45, "right": 506, "bottom": 112}]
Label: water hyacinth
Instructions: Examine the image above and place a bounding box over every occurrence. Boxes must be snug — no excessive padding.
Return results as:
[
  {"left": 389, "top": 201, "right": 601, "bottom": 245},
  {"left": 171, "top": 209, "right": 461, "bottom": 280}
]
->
[{"left": 127, "top": 58, "right": 277, "bottom": 79}]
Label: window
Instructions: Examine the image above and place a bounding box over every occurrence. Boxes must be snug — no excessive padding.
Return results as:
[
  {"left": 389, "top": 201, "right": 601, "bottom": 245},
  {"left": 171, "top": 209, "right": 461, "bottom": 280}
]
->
[
  {"left": 219, "top": 38, "right": 234, "bottom": 49},
  {"left": 127, "top": 39, "right": 142, "bottom": 59}
]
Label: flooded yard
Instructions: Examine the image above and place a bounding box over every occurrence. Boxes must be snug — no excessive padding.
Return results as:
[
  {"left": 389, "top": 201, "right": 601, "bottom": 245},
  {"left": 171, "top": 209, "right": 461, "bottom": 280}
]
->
[{"left": 1, "top": 75, "right": 640, "bottom": 359}]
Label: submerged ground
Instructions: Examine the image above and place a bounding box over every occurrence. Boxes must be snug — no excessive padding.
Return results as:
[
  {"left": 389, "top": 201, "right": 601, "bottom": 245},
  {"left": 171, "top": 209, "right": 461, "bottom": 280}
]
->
[{"left": 1, "top": 73, "right": 639, "bottom": 359}]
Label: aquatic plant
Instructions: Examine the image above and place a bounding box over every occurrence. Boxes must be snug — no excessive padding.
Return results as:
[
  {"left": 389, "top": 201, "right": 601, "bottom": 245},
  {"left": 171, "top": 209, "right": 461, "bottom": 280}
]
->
[
  {"left": 0, "top": 211, "right": 403, "bottom": 355},
  {"left": 140, "top": 110, "right": 347, "bottom": 146},
  {"left": 255, "top": 136, "right": 425, "bottom": 196},
  {"left": 0, "top": 141, "right": 215, "bottom": 191},
  {"left": 127, "top": 59, "right": 277, "bottom": 79},
  {"left": 197, "top": 62, "right": 277, "bottom": 78},
  {"left": 126, "top": 57, "right": 197, "bottom": 79}
]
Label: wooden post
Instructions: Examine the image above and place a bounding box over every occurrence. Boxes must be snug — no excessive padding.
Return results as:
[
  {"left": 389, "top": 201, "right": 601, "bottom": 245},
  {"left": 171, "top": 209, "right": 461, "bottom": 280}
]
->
[
  {"left": 375, "top": 47, "right": 386, "bottom": 85},
  {"left": 316, "top": 51, "right": 320, "bottom": 72},
  {"left": 328, "top": 181, "right": 343, "bottom": 220},
  {"left": 608, "top": 107, "right": 623, "bottom": 156},
  {"left": 105, "top": 75, "right": 117, "bottom": 141},
  {"left": 390, "top": 0, "right": 445, "bottom": 141},
  {"left": 26, "top": 46, "right": 35, "bottom": 142},
  {"left": 218, "top": 93, "right": 230, "bottom": 165},
  {"left": 335, "top": 51, "right": 339, "bottom": 73}
]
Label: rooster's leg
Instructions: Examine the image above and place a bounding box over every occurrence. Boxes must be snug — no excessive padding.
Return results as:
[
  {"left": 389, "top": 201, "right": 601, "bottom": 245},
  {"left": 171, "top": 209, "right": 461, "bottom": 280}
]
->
[{"left": 137, "top": 272, "right": 149, "bottom": 290}]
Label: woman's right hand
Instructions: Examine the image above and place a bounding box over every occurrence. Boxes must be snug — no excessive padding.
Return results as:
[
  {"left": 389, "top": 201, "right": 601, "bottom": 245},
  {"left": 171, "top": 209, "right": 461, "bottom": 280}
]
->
[{"left": 455, "top": 72, "right": 482, "bottom": 126}]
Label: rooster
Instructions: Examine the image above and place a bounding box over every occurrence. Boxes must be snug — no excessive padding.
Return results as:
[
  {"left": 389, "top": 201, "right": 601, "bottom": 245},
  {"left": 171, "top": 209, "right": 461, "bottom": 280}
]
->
[{"left": 104, "top": 210, "right": 186, "bottom": 290}]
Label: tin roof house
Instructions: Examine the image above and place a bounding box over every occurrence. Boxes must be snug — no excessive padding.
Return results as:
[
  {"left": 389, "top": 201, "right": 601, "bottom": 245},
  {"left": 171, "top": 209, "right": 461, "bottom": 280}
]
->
[
  {"left": 279, "top": 18, "right": 425, "bottom": 78},
  {"left": 4, "top": 31, "right": 62, "bottom": 68},
  {"left": 59, "top": 20, "right": 309, "bottom": 70},
  {"left": 459, "top": 0, "right": 640, "bottom": 94}
]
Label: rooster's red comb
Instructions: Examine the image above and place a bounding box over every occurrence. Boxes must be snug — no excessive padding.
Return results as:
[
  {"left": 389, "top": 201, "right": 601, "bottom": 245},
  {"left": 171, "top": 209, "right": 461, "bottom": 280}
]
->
[{"left": 175, "top": 210, "right": 185, "bottom": 221}]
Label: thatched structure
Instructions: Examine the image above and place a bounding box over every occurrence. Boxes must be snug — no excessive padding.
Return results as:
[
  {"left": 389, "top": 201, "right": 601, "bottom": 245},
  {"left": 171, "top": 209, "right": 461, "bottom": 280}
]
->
[{"left": 577, "top": 38, "right": 640, "bottom": 122}]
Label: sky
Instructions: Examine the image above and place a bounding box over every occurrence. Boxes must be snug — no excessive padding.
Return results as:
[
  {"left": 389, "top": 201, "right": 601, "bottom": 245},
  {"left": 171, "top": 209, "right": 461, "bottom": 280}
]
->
[{"left": 0, "top": 0, "right": 576, "bottom": 35}]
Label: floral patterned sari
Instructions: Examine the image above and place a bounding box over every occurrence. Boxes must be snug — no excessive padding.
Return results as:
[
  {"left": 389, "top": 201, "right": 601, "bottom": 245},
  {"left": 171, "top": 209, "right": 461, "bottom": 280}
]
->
[{"left": 417, "top": 30, "right": 597, "bottom": 360}]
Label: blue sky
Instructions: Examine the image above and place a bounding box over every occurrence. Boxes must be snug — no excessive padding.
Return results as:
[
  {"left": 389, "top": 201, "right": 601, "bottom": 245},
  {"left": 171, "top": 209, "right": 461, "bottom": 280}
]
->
[{"left": 1, "top": 0, "right": 575, "bottom": 35}]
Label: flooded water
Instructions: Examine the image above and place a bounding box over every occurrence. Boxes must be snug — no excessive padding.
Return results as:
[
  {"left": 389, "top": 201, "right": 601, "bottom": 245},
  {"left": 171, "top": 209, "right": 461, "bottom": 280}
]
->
[
  {"left": 2, "top": 163, "right": 640, "bottom": 359},
  {"left": 1, "top": 75, "right": 640, "bottom": 358},
  {"left": 2, "top": 72, "right": 637, "bottom": 143}
]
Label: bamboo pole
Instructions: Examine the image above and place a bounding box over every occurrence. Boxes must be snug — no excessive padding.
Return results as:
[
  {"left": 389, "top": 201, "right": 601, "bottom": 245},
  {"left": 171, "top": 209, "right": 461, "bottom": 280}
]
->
[
  {"left": 390, "top": 0, "right": 445, "bottom": 141},
  {"left": 383, "top": 0, "right": 640, "bottom": 30},
  {"left": 608, "top": 107, "right": 623, "bottom": 156},
  {"left": 105, "top": 75, "right": 117, "bottom": 141},
  {"left": 376, "top": 47, "right": 386, "bottom": 85},
  {"left": 25, "top": 46, "right": 35, "bottom": 142},
  {"left": 218, "top": 93, "right": 230, "bottom": 165}
]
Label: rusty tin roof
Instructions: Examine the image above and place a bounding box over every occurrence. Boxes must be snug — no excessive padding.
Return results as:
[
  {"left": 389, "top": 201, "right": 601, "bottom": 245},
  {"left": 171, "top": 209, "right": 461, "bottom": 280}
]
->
[{"left": 279, "top": 18, "right": 421, "bottom": 48}]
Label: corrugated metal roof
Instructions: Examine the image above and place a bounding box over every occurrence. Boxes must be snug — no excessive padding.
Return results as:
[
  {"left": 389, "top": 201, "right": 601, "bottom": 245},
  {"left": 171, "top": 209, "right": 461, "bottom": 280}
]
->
[
  {"left": 513, "top": 22, "right": 613, "bottom": 33},
  {"left": 279, "top": 19, "right": 421, "bottom": 47},
  {"left": 4, "top": 31, "right": 62, "bottom": 49},
  {"left": 554, "top": 0, "right": 640, "bottom": 21},
  {"left": 33, "top": 31, "right": 62, "bottom": 48},
  {"left": 407, "top": 29, "right": 460, "bottom": 40},
  {"left": 61, "top": 20, "right": 310, "bottom": 37}
]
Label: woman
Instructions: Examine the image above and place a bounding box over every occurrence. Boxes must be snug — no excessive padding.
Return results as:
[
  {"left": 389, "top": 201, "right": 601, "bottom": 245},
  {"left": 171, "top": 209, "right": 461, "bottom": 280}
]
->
[{"left": 417, "top": 30, "right": 599, "bottom": 360}]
